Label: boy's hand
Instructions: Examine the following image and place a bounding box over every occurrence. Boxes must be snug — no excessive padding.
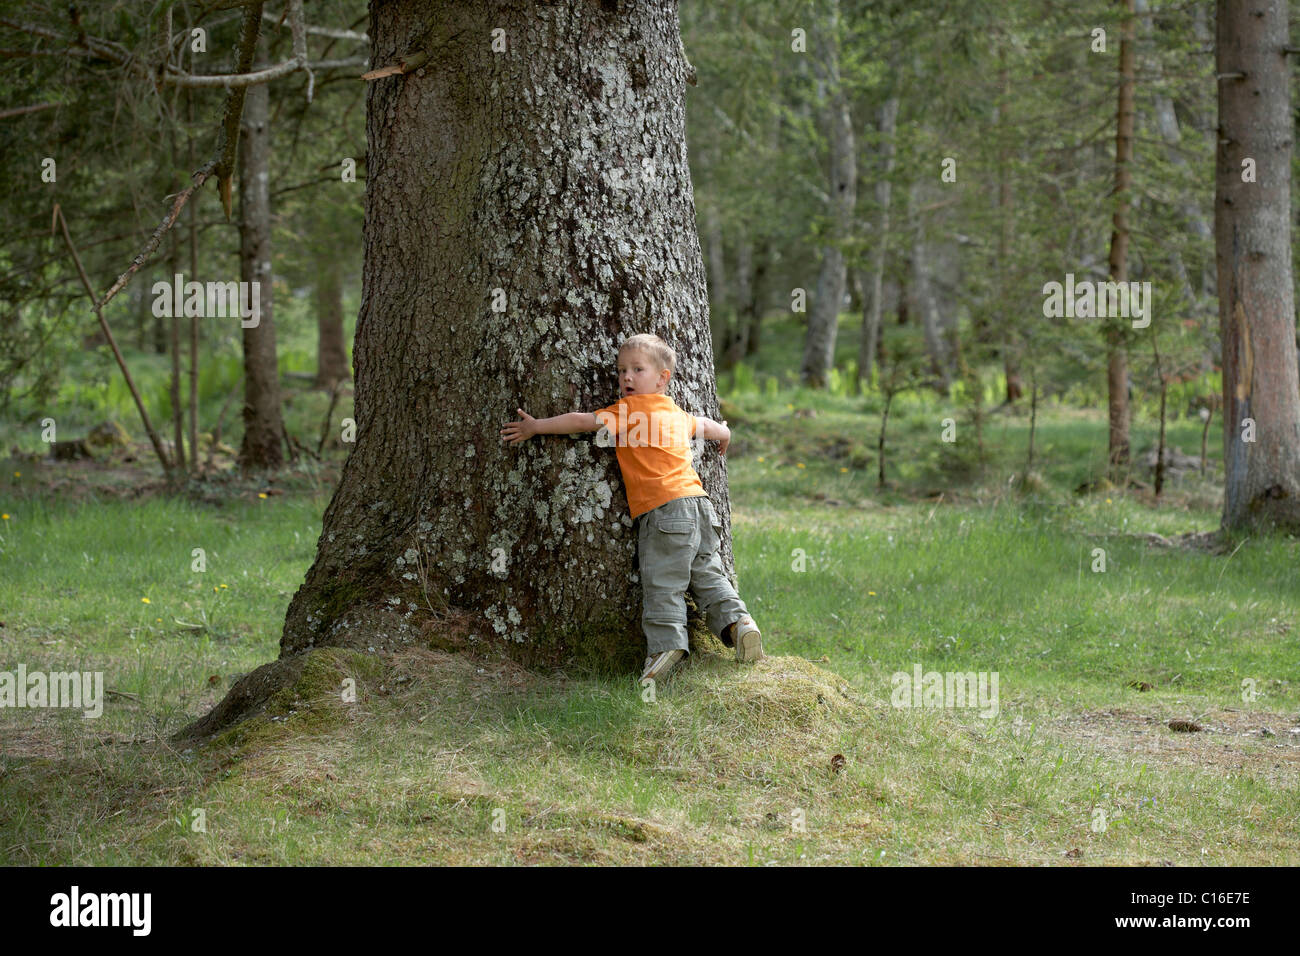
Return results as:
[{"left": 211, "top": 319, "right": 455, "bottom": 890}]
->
[
  {"left": 500, "top": 408, "right": 537, "bottom": 445},
  {"left": 717, "top": 421, "right": 730, "bottom": 457}
]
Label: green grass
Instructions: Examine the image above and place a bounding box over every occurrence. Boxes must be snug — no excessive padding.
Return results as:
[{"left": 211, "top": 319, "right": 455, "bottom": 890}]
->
[{"left": 1, "top": 312, "right": 1297, "bottom": 865}]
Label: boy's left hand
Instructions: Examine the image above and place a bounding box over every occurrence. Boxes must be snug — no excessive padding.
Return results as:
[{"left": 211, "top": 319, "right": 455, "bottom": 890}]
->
[{"left": 500, "top": 408, "right": 537, "bottom": 444}]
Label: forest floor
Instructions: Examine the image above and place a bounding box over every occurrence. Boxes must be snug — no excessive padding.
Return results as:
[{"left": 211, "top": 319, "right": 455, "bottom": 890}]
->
[{"left": 2, "top": 384, "right": 1298, "bottom": 865}]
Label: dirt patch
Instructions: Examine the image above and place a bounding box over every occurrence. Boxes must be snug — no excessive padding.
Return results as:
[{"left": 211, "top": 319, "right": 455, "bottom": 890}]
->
[{"left": 1045, "top": 706, "right": 1300, "bottom": 780}]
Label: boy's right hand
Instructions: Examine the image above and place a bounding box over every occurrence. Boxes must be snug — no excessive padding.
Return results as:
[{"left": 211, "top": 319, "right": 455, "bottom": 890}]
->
[
  {"left": 717, "top": 421, "right": 730, "bottom": 457},
  {"left": 500, "top": 408, "right": 537, "bottom": 445}
]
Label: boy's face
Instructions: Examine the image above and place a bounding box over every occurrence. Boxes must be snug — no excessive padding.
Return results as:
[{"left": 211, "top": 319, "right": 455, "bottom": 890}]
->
[{"left": 618, "top": 350, "right": 670, "bottom": 397}]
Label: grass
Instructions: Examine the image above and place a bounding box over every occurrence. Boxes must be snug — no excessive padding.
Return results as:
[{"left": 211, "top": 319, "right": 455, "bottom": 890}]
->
[{"left": 1, "top": 314, "right": 1298, "bottom": 865}]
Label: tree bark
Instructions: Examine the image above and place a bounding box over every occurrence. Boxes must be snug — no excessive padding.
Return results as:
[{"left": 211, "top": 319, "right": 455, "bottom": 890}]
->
[
  {"left": 1216, "top": 0, "right": 1300, "bottom": 531},
  {"left": 274, "top": 0, "right": 727, "bottom": 675},
  {"left": 237, "top": 76, "right": 286, "bottom": 471},
  {"left": 800, "top": 0, "right": 856, "bottom": 388},
  {"left": 315, "top": 260, "right": 350, "bottom": 389},
  {"left": 1106, "top": 0, "right": 1136, "bottom": 479}
]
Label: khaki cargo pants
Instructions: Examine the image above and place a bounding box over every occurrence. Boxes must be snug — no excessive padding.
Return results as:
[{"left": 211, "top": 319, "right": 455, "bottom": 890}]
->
[{"left": 636, "top": 494, "right": 750, "bottom": 656}]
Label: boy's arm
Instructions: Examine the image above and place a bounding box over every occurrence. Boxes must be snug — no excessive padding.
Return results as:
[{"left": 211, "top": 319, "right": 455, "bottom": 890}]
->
[
  {"left": 501, "top": 408, "right": 599, "bottom": 444},
  {"left": 695, "top": 416, "right": 731, "bottom": 455},
  {"left": 537, "top": 411, "right": 600, "bottom": 434}
]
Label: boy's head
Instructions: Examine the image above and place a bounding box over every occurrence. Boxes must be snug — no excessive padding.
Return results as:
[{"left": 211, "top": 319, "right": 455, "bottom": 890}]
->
[{"left": 617, "top": 333, "right": 675, "bottom": 397}]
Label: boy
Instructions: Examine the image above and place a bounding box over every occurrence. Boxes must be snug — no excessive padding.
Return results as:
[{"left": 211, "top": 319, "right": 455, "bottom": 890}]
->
[{"left": 500, "top": 333, "right": 762, "bottom": 686}]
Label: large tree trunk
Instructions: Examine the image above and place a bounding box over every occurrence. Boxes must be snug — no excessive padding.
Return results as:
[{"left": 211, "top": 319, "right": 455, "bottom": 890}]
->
[
  {"left": 273, "top": 0, "right": 726, "bottom": 674},
  {"left": 800, "top": 0, "right": 856, "bottom": 388},
  {"left": 1216, "top": 0, "right": 1300, "bottom": 531},
  {"left": 237, "top": 77, "right": 286, "bottom": 471},
  {"left": 857, "top": 94, "right": 897, "bottom": 394},
  {"left": 1106, "top": 0, "right": 1136, "bottom": 479},
  {"left": 315, "top": 260, "right": 350, "bottom": 390}
]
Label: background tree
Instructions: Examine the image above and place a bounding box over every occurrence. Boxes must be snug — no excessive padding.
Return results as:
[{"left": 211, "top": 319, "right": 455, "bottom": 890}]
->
[{"left": 1215, "top": 0, "right": 1300, "bottom": 532}]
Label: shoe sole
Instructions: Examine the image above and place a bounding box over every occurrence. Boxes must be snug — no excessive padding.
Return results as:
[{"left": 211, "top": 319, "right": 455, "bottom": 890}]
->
[
  {"left": 735, "top": 628, "right": 763, "bottom": 663},
  {"left": 641, "top": 652, "right": 684, "bottom": 684}
]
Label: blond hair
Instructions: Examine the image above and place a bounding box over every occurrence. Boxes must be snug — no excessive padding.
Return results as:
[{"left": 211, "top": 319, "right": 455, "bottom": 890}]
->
[{"left": 617, "top": 333, "right": 676, "bottom": 375}]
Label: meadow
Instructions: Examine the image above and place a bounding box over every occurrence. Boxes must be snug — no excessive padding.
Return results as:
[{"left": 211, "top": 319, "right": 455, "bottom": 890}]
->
[{"left": 1, "top": 313, "right": 1297, "bottom": 865}]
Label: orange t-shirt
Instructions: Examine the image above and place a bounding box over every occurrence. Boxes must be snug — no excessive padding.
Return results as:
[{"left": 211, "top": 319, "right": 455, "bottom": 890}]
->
[{"left": 592, "top": 393, "right": 706, "bottom": 519}]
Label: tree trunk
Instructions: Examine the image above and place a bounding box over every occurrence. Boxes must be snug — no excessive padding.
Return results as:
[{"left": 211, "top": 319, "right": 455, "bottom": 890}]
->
[
  {"left": 1136, "top": 0, "right": 1210, "bottom": 315},
  {"left": 744, "top": 235, "right": 769, "bottom": 357},
  {"left": 857, "top": 94, "right": 897, "bottom": 394},
  {"left": 724, "top": 231, "right": 752, "bottom": 368},
  {"left": 315, "top": 260, "right": 350, "bottom": 389},
  {"left": 1106, "top": 0, "right": 1136, "bottom": 479},
  {"left": 908, "top": 183, "right": 951, "bottom": 391},
  {"left": 237, "top": 77, "right": 286, "bottom": 471},
  {"left": 995, "top": 65, "right": 1022, "bottom": 404},
  {"left": 188, "top": 83, "right": 200, "bottom": 476},
  {"left": 271, "top": 0, "right": 725, "bottom": 675},
  {"left": 134, "top": 271, "right": 152, "bottom": 351},
  {"left": 1216, "top": 0, "right": 1300, "bottom": 531},
  {"left": 168, "top": 224, "right": 186, "bottom": 475},
  {"left": 800, "top": 0, "right": 856, "bottom": 389},
  {"left": 703, "top": 198, "right": 728, "bottom": 360}
]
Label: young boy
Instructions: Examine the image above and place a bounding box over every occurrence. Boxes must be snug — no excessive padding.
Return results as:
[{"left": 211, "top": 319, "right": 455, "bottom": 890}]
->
[{"left": 500, "top": 333, "right": 762, "bottom": 686}]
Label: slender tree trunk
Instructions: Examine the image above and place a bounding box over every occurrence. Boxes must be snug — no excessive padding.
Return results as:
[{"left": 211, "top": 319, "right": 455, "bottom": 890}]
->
[
  {"left": 187, "top": 83, "right": 200, "bottom": 475},
  {"left": 269, "top": 0, "right": 724, "bottom": 677},
  {"left": 168, "top": 223, "right": 186, "bottom": 475},
  {"left": 908, "top": 183, "right": 950, "bottom": 390},
  {"left": 237, "top": 77, "right": 286, "bottom": 471},
  {"left": 1216, "top": 0, "right": 1300, "bottom": 531},
  {"left": 858, "top": 94, "right": 897, "bottom": 394},
  {"left": 1106, "top": 0, "right": 1136, "bottom": 479},
  {"left": 995, "top": 65, "right": 1022, "bottom": 403},
  {"left": 704, "top": 198, "right": 728, "bottom": 360},
  {"left": 1136, "top": 0, "right": 1209, "bottom": 315},
  {"left": 724, "top": 231, "right": 752, "bottom": 368},
  {"left": 315, "top": 261, "right": 350, "bottom": 389},
  {"left": 745, "top": 235, "right": 769, "bottom": 357},
  {"left": 135, "top": 272, "right": 151, "bottom": 351},
  {"left": 800, "top": 0, "right": 856, "bottom": 388}
]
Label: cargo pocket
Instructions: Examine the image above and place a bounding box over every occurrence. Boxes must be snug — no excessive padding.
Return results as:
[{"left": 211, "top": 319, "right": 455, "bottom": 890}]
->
[
  {"left": 701, "top": 499, "right": 723, "bottom": 553},
  {"left": 655, "top": 516, "right": 695, "bottom": 534}
]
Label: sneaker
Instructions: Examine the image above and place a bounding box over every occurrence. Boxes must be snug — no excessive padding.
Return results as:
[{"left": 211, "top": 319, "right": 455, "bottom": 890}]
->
[
  {"left": 731, "top": 616, "right": 763, "bottom": 663},
  {"left": 640, "top": 649, "right": 685, "bottom": 685}
]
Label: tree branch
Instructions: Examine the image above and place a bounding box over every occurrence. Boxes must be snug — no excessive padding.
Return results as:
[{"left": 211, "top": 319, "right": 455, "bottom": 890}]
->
[
  {"left": 262, "top": 9, "right": 367, "bottom": 43},
  {"left": 0, "top": 102, "right": 57, "bottom": 120},
  {"left": 52, "top": 204, "right": 174, "bottom": 477}
]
